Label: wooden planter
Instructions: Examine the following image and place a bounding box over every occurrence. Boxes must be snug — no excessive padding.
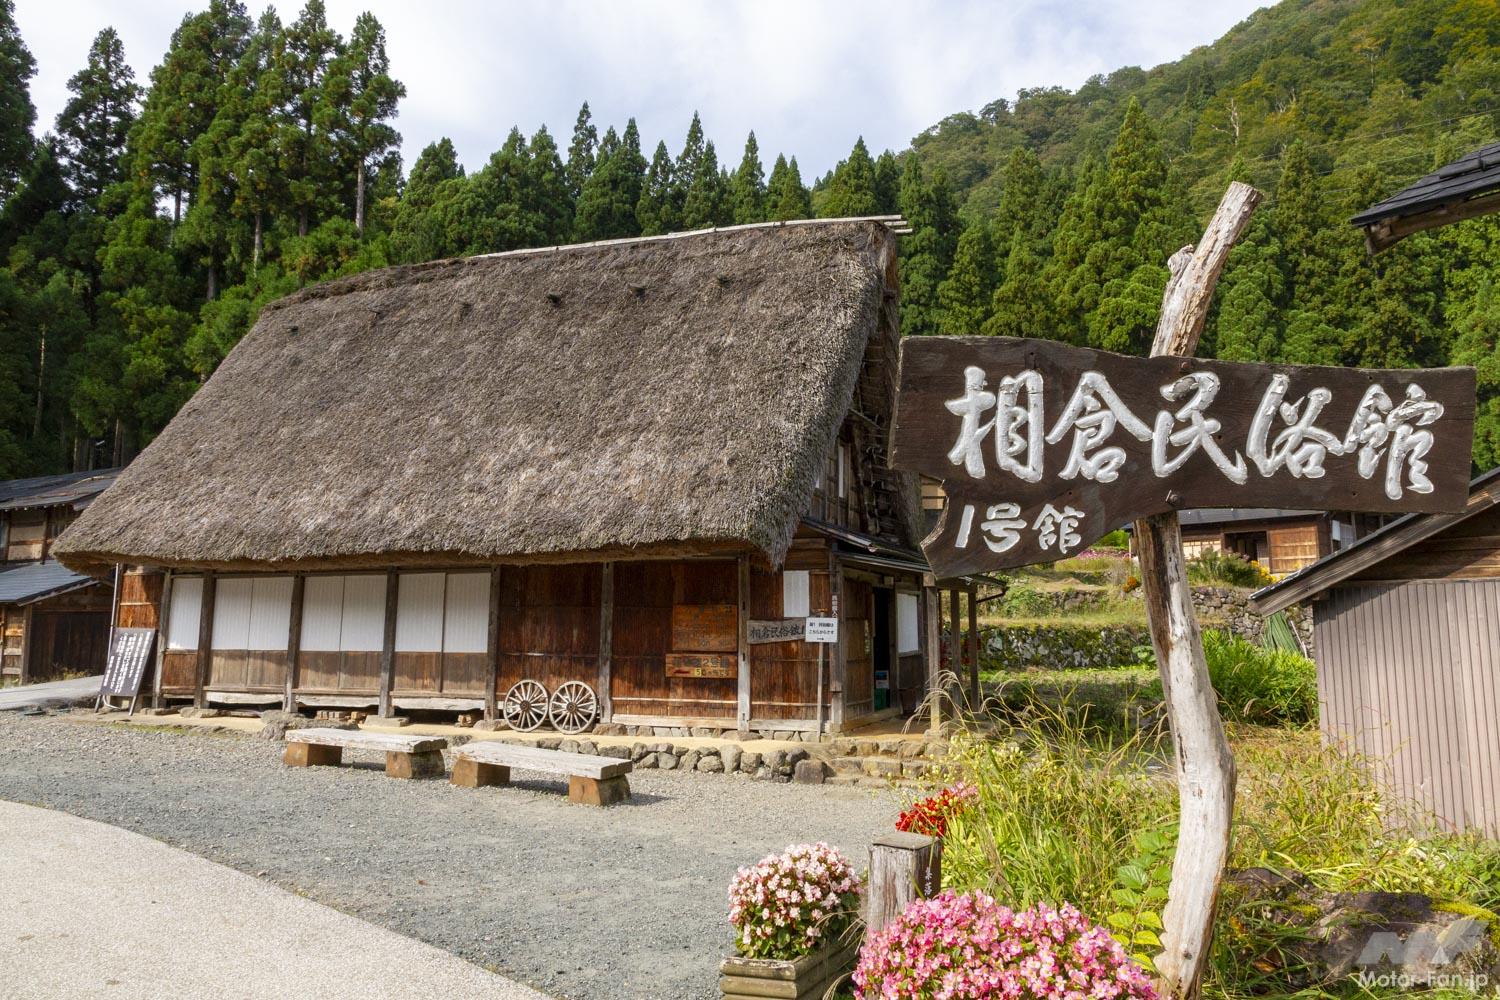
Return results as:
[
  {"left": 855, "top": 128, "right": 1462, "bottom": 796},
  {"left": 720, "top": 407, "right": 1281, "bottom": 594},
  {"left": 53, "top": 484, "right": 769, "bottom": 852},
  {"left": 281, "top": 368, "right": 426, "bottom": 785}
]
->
[{"left": 719, "top": 939, "right": 859, "bottom": 1000}]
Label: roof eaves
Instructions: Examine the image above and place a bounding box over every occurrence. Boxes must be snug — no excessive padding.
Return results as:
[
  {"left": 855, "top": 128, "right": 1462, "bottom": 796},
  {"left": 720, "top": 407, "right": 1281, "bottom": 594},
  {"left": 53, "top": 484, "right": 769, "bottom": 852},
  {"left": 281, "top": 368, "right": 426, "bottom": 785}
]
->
[{"left": 1250, "top": 465, "right": 1500, "bottom": 615}]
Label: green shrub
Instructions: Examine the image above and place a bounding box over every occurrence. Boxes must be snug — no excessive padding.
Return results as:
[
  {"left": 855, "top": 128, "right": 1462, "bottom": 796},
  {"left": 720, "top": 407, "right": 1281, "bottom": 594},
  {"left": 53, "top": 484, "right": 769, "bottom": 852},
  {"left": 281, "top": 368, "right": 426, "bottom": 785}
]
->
[
  {"left": 1187, "top": 549, "right": 1273, "bottom": 588},
  {"left": 1203, "top": 630, "right": 1318, "bottom": 727},
  {"left": 1096, "top": 529, "right": 1130, "bottom": 549},
  {"left": 1000, "top": 585, "right": 1052, "bottom": 618}
]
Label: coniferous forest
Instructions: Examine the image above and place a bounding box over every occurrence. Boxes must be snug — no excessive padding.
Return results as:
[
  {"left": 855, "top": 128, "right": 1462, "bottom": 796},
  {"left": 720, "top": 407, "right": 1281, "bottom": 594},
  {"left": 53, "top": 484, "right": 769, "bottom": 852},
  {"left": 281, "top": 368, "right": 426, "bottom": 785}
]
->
[{"left": 0, "top": 0, "right": 1497, "bottom": 479}]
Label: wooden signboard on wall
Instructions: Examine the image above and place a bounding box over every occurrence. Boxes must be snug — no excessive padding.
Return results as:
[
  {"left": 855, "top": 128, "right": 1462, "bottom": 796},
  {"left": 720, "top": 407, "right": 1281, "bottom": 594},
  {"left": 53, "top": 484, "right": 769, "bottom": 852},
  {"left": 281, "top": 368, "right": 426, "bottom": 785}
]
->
[
  {"left": 891, "top": 336, "right": 1477, "bottom": 577},
  {"left": 665, "top": 653, "right": 736, "bottom": 679},
  {"left": 671, "top": 604, "right": 737, "bottom": 653}
]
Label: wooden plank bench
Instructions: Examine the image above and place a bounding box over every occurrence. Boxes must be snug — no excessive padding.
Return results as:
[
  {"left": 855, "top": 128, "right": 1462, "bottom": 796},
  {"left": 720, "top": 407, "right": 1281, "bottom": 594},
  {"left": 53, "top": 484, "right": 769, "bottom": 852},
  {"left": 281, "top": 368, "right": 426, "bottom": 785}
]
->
[
  {"left": 451, "top": 741, "right": 633, "bottom": 805},
  {"left": 283, "top": 728, "right": 448, "bottom": 779}
]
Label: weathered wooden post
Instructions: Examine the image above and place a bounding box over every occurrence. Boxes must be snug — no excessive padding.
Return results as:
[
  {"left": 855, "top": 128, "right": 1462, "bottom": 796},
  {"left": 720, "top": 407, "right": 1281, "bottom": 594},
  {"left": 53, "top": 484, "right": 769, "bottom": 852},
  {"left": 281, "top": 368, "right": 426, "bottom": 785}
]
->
[
  {"left": 1132, "top": 181, "right": 1260, "bottom": 999},
  {"left": 866, "top": 831, "right": 942, "bottom": 939}
]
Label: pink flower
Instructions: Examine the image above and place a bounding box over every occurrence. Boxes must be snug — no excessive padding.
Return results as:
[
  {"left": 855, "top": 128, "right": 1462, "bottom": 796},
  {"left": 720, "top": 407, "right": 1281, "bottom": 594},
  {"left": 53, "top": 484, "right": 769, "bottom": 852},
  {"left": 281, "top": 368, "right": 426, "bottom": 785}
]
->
[
  {"left": 727, "top": 843, "right": 861, "bottom": 961},
  {"left": 853, "top": 892, "right": 1157, "bottom": 1000}
]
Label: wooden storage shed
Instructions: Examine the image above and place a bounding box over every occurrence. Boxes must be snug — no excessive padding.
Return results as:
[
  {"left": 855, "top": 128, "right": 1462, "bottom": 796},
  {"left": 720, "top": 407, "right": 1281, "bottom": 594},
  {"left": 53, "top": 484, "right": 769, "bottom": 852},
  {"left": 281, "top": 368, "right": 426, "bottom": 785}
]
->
[
  {"left": 1252, "top": 467, "right": 1500, "bottom": 838},
  {"left": 54, "top": 220, "right": 945, "bottom": 736},
  {"left": 0, "top": 469, "right": 120, "bottom": 683}
]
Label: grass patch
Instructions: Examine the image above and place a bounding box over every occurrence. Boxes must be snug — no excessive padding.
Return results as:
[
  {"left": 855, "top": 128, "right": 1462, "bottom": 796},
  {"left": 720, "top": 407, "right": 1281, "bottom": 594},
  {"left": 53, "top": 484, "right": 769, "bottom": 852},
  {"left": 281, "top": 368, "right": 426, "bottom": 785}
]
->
[{"left": 931, "top": 707, "right": 1500, "bottom": 998}]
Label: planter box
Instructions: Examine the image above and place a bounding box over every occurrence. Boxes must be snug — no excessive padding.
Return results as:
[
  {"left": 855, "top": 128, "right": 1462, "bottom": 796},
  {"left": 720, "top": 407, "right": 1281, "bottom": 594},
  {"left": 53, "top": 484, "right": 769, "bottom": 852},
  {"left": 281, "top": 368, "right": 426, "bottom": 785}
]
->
[{"left": 719, "top": 939, "right": 859, "bottom": 1000}]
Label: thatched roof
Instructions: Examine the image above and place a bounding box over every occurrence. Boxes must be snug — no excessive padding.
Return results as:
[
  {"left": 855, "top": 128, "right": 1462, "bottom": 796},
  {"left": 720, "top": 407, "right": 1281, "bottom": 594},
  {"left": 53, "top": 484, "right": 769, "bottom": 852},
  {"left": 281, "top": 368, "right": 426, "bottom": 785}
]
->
[{"left": 56, "top": 221, "right": 903, "bottom": 575}]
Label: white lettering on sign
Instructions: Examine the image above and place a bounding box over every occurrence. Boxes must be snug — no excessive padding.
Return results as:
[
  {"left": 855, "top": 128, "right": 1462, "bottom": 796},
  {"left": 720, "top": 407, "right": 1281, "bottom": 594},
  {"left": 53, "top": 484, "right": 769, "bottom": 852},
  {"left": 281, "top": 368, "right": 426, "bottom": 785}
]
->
[
  {"left": 945, "top": 368, "right": 1445, "bottom": 501},
  {"left": 805, "top": 617, "right": 839, "bottom": 643},
  {"left": 952, "top": 501, "right": 1086, "bottom": 557}
]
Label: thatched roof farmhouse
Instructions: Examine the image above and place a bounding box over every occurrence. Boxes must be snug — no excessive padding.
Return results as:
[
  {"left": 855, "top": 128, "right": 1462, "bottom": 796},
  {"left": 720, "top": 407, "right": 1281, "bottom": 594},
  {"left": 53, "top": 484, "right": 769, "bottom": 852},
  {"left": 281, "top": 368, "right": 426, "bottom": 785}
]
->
[{"left": 57, "top": 220, "right": 945, "bottom": 735}]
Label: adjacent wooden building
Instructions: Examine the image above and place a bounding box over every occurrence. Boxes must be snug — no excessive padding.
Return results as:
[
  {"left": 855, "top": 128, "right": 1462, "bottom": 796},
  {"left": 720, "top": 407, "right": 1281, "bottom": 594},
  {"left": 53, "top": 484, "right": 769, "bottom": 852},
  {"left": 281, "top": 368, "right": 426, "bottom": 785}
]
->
[
  {"left": 1176, "top": 508, "right": 1387, "bottom": 578},
  {"left": 55, "top": 220, "right": 944, "bottom": 735},
  {"left": 0, "top": 469, "right": 120, "bottom": 684},
  {"left": 1253, "top": 468, "right": 1500, "bottom": 838}
]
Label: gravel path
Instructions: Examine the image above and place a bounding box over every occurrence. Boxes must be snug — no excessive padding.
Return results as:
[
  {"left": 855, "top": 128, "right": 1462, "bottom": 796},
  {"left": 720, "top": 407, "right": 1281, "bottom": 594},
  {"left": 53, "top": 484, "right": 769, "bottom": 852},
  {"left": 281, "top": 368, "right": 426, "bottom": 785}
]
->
[
  {"left": 1, "top": 800, "right": 548, "bottom": 1000},
  {"left": 0, "top": 714, "right": 901, "bottom": 999}
]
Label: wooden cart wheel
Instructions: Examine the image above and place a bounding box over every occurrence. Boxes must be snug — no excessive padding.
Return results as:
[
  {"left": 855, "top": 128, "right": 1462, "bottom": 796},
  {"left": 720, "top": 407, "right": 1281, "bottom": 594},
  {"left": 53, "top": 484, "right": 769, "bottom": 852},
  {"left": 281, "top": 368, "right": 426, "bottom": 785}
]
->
[
  {"left": 503, "top": 679, "right": 549, "bottom": 732},
  {"left": 548, "top": 681, "right": 598, "bottom": 734}
]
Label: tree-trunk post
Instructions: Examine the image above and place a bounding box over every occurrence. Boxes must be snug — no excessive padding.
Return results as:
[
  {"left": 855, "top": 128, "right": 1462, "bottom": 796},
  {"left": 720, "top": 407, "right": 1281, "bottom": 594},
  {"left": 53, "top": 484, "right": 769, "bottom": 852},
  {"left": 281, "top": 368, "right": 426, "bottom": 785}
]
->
[
  {"left": 1137, "top": 181, "right": 1260, "bottom": 1000},
  {"left": 866, "top": 832, "right": 942, "bottom": 941}
]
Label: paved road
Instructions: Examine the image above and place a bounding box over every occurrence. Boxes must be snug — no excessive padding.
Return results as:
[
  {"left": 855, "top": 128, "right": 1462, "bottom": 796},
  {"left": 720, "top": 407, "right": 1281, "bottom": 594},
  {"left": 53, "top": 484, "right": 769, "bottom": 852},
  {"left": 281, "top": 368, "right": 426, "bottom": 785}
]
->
[
  {"left": 0, "top": 675, "right": 100, "bottom": 712},
  {"left": 0, "top": 800, "right": 551, "bottom": 1000}
]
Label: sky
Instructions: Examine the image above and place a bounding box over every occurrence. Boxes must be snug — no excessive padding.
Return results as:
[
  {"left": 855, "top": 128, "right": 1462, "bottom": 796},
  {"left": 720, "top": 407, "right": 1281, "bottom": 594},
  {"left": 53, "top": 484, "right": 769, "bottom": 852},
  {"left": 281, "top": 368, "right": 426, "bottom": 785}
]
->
[{"left": 14, "top": 1, "right": 1269, "bottom": 179}]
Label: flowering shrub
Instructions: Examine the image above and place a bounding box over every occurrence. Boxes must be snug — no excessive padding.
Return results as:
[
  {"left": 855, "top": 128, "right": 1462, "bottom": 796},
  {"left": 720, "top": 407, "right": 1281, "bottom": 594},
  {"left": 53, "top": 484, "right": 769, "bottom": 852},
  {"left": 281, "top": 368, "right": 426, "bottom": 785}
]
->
[
  {"left": 896, "top": 782, "right": 977, "bottom": 838},
  {"left": 853, "top": 891, "right": 1159, "bottom": 1000},
  {"left": 727, "top": 842, "right": 861, "bottom": 960}
]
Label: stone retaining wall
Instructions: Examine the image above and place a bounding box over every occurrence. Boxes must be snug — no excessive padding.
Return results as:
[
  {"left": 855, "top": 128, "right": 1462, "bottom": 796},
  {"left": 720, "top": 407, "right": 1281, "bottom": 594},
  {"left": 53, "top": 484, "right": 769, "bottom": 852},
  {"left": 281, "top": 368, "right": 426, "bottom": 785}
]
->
[{"left": 982, "top": 588, "right": 1313, "bottom": 671}]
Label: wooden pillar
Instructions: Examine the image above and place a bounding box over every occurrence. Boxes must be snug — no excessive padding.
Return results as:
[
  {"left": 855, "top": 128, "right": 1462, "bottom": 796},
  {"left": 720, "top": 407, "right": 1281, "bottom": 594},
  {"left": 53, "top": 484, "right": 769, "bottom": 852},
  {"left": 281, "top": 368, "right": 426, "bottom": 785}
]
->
[
  {"left": 922, "top": 580, "right": 941, "bottom": 734},
  {"left": 484, "top": 567, "right": 501, "bottom": 721},
  {"left": 152, "top": 571, "right": 174, "bottom": 710},
  {"left": 377, "top": 570, "right": 399, "bottom": 719},
  {"left": 193, "top": 573, "right": 216, "bottom": 709},
  {"left": 966, "top": 586, "right": 980, "bottom": 707},
  {"left": 599, "top": 562, "right": 615, "bottom": 724},
  {"left": 887, "top": 588, "right": 901, "bottom": 714},
  {"left": 947, "top": 586, "right": 961, "bottom": 705},
  {"left": 284, "top": 575, "right": 304, "bottom": 712},
  {"left": 735, "top": 556, "right": 750, "bottom": 731},
  {"left": 39, "top": 508, "right": 51, "bottom": 563},
  {"left": 867, "top": 832, "right": 942, "bottom": 939},
  {"left": 828, "top": 554, "right": 845, "bottom": 735},
  {"left": 18, "top": 604, "right": 33, "bottom": 685}
]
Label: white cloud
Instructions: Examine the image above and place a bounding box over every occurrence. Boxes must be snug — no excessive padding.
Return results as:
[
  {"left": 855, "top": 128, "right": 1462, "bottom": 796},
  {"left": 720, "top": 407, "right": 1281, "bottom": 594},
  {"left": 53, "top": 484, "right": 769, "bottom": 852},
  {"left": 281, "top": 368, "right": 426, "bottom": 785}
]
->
[{"left": 14, "top": 0, "right": 1266, "bottom": 178}]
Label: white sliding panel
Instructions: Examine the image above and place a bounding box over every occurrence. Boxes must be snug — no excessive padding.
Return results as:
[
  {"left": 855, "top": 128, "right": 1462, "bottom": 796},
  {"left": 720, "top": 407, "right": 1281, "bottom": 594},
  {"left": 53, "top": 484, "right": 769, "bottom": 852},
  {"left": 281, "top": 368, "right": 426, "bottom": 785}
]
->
[
  {"left": 165, "top": 576, "right": 204, "bottom": 651},
  {"left": 300, "top": 576, "right": 344, "bottom": 652},
  {"left": 210, "top": 578, "right": 253, "bottom": 650},
  {"left": 782, "top": 570, "right": 810, "bottom": 618},
  {"left": 246, "top": 577, "right": 294, "bottom": 651},
  {"left": 340, "top": 575, "right": 387, "bottom": 652},
  {"left": 395, "top": 573, "right": 445, "bottom": 653},
  {"left": 897, "top": 593, "right": 920, "bottom": 654},
  {"left": 443, "top": 572, "right": 490, "bottom": 654}
]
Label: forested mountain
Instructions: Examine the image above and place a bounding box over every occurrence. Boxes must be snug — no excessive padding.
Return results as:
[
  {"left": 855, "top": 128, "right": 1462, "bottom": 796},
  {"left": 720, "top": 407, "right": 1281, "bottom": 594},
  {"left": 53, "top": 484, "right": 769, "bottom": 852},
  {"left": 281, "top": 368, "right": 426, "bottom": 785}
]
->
[{"left": 0, "top": 0, "right": 1497, "bottom": 480}]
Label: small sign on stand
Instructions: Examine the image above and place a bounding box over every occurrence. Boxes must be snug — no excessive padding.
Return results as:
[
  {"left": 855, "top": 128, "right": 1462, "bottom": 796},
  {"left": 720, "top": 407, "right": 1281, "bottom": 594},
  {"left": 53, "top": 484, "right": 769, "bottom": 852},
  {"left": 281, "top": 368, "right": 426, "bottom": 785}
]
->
[
  {"left": 96, "top": 627, "right": 156, "bottom": 715},
  {"left": 805, "top": 617, "right": 838, "bottom": 738}
]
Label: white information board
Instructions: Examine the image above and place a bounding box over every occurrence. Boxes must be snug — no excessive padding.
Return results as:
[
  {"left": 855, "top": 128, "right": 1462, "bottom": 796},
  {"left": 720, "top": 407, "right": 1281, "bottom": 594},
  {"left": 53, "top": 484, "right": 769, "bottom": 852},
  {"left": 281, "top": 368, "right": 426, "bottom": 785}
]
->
[{"left": 805, "top": 617, "right": 839, "bottom": 644}]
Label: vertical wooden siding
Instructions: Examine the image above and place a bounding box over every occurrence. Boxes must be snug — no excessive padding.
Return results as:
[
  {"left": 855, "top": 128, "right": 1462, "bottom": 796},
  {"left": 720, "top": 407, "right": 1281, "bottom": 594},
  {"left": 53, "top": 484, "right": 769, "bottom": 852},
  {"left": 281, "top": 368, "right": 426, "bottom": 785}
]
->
[
  {"left": 612, "top": 560, "right": 737, "bottom": 719},
  {"left": 842, "top": 576, "right": 875, "bottom": 719},
  {"left": 1316, "top": 580, "right": 1500, "bottom": 838},
  {"left": 748, "top": 561, "right": 832, "bottom": 722},
  {"left": 496, "top": 564, "right": 601, "bottom": 696}
]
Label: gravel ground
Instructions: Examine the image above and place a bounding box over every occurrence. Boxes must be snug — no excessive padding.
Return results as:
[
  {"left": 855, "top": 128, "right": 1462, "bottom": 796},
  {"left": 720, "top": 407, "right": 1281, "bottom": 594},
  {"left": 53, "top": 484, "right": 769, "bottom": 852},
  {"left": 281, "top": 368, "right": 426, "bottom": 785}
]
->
[{"left": 0, "top": 713, "right": 901, "bottom": 1000}]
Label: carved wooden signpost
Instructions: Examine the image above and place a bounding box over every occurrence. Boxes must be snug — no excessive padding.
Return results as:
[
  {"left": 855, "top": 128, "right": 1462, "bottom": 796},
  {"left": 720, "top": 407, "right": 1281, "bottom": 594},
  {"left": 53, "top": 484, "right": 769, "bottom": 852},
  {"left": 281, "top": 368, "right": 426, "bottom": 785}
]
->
[
  {"left": 893, "top": 340, "right": 1476, "bottom": 578},
  {"left": 889, "top": 182, "right": 1477, "bottom": 1000}
]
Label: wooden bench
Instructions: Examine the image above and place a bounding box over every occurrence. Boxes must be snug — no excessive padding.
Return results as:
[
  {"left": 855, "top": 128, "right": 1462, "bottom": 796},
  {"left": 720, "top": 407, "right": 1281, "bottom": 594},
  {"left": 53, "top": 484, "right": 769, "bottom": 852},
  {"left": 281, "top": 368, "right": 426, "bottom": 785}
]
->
[
  {"left": 451, "top": 741, "right": 633, "bottom": 805},
  {"left": 283, "top": 728, "right": 448, "bottom": 779}
]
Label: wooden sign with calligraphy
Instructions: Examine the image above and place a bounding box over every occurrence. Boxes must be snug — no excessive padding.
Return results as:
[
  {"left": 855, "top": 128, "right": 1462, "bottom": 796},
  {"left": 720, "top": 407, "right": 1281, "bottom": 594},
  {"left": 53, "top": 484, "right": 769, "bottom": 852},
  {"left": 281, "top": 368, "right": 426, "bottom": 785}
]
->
[
  {"left": 891, "top": 336, "right": 1476, "bottom": 577},
  {"left": 665, "top": 653, "right": 736, "bottom": 679}
]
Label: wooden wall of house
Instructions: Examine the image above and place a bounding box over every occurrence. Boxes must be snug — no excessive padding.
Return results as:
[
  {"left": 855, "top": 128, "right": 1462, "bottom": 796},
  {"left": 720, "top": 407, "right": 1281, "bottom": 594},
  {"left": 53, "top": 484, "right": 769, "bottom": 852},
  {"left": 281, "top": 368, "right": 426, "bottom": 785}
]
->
[
  {"left": 28, "top": 588, "right": 111, "bottom": 682},
  {"left": 137, "top": 552, "right": 932, "bottom": 728},
  {"left": 613, "top": 560, "right": 738, "bottom": 720},
  {"left": 748, "top": 539, "right": 832, "bottom": 723},
  {"left": 1315, "top": 578, "right": 1500, "bottom": 838},
  {"left": 842, "top": 576, "right": 875, "bottom": 720},
  {"left": 497, "top": 564, "right": 600, "bottom": 697},
  {"left": 1348, "top": 505, "right": 1500, "bottom": 583}
]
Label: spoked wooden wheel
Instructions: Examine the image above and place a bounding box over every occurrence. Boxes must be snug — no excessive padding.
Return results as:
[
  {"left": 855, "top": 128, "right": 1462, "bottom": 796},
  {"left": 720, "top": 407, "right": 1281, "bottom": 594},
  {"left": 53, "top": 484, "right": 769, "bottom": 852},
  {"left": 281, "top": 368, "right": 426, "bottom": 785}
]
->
[
  {"left": 503, "top": 679, "right": 549, "bottom": 732},
  {"left": 548, "top": 681, "right": 598, "bottom": 734}
]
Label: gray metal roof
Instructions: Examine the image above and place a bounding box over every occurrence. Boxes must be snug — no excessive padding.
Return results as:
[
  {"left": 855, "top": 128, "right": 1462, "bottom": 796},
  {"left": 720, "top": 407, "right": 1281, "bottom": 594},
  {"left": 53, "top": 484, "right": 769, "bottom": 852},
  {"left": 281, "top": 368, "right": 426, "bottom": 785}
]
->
[
  {"left": 0, "top": 468, "right": 121, "bottom": 512},
  {"left": 0, "top": 561, "right": 98, "bottom": 605},
  {"left": 1177, "top": 507, "right": 1321, "bottom": 528}
]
